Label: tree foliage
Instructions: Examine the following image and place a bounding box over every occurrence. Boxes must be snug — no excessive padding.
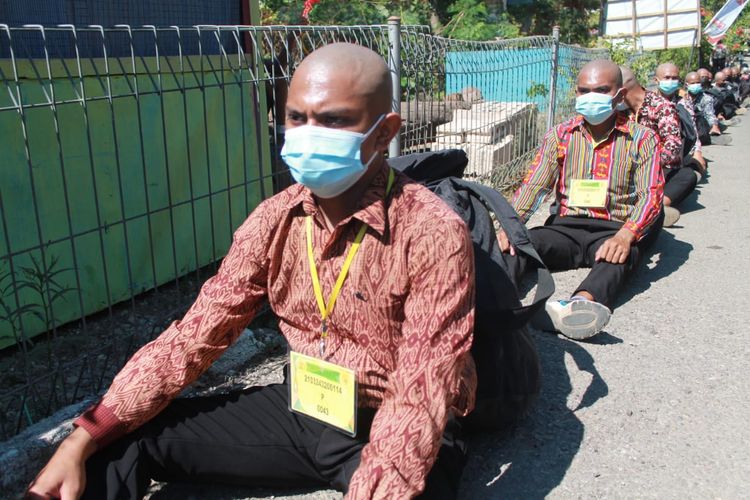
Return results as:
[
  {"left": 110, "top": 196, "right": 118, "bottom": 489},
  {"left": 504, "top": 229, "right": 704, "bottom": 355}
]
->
[{"left": 259, "top": 0, "right": 595, "bottom": 42}]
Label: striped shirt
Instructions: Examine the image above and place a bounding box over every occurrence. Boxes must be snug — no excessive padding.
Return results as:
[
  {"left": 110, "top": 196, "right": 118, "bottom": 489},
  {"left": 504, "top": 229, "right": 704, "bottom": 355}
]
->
[{"left": 512, "top": 114, "right": 664, "bottom": 239}]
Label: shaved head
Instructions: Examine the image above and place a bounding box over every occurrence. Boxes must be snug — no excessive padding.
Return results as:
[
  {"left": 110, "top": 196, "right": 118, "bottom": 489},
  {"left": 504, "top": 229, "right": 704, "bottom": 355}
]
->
[
  {"left": 685, "top": 71, "right": 700, "bottom": 84},
  {"left": 715, "top": 70, "right": 727, "bottom": 84},
  {"left": 578, "top": 59, "right": 623, "bottom": 89},
  {"left": 656, "top": 62, "right": 679, "bottom": 80},
  {"left": 290, "top": 43, "right": 392, "bottom": 115},
  {"left": 619, "top": 66, "right": 639, "bottom": 90},
  {"left": 284, "top": 43, "right": 402, "bottom": 191},
  {"left": 698, "top": 68, "right": 712, "bottom": 80}
]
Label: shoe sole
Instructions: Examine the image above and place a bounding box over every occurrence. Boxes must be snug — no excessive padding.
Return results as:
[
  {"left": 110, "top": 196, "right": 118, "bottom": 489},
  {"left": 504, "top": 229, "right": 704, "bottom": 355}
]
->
[
  {"left": 546, "top": 300, "right": 611, "bottom": 340},
  {"left": 710, "top": 135, "right": 733, "bottom": 146},
  {"left": 663, "top": 207, "right": 681, "bottom": 227}
]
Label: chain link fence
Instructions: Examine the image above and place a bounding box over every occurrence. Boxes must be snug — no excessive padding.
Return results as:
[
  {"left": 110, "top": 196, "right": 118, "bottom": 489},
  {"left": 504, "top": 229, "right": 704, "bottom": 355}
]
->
[{"left": 0, "top": 22, "right": 606, "bottom": 440}]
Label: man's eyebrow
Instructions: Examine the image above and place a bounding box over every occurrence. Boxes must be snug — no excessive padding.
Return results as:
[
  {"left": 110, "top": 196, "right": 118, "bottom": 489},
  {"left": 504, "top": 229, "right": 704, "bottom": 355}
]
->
[
  {"left": 577, "top": 85, "right": 611, "bottom": 91},
  {"left": 285, "top": 105, "right": 303, "bottom": 115},
  {"left": 313, "top": 107, "right": 356, "bottom": 116},
  {"left": 284, "top": 106, "right": 356, "bottom": 116}
]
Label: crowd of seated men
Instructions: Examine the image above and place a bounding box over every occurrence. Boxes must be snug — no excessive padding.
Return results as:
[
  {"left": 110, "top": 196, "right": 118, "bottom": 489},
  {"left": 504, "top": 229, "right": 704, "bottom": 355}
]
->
[
  {"left": 501, "top": 58, "right": 746, "bottom": 342},
  {"left": 27, "top": 47, "right": 745, "bottom": 500}
]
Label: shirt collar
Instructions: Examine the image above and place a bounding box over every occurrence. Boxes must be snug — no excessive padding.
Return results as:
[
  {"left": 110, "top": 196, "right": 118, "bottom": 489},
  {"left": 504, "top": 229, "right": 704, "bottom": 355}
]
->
[
  {"left": 567, "top": 113, "right": 633, "bottom": 138},
  {"left": 287, "top": 164, "right": 392, "bottom": 236}
]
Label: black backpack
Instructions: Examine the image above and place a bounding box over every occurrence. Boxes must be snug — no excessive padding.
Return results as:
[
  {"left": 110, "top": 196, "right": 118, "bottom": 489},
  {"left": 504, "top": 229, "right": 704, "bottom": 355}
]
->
[{"left": 389, "top": 150, "right": 554, "bottom": 431}]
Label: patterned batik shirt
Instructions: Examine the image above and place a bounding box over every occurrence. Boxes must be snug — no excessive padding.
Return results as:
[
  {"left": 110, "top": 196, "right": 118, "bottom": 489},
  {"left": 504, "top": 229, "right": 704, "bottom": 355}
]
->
[
  {"left": 676, "top": 94, "right": 702, "bottom": 153},
  {"left": 512, "top": 114, "right": 664, "bottom": 240},
  {"left": 76, "top": 165, "right": 477, "bottom": 499},
  {"left": 632, "top": 90, "right": 683, "bottom": 170},
  {"left": 693, "top": 91, "right": 719, "bottom": 127}
]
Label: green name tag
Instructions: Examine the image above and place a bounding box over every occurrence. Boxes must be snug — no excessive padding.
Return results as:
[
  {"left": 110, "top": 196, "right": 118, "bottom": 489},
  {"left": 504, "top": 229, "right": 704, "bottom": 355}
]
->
[
  {"left": 289, "top": 351, "right": 358, "bottom": 436},
  {"left": 569, "top": 179, "right": 608, "bottom": 208}
]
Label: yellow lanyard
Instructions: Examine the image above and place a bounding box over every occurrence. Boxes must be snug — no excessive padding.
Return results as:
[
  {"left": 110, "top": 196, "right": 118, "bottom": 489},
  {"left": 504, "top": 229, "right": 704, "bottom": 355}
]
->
[{"left": 306, "top": 169, "right": 395, "bottom": 357}]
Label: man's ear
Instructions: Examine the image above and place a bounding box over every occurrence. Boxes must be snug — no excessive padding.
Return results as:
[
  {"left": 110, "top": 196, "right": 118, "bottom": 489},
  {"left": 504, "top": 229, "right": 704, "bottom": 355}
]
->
[
  {"left": 616, "top": 87, "right": 628, "bottom": 103},
  {"left": 373, "top": 113, "right": 402, "bottom": 152}
]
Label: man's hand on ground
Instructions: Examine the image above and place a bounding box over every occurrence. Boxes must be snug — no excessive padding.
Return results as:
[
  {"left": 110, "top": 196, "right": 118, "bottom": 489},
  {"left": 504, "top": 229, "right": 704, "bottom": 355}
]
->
[
  {"left": 595, "top": 228, "right": 635, "bottom": 264},
  {"left": 25, "top": 427, "right": 97, "bottom": 500},
  {"left": 496, "top": 228, "right": 516, "bottom": 255}
]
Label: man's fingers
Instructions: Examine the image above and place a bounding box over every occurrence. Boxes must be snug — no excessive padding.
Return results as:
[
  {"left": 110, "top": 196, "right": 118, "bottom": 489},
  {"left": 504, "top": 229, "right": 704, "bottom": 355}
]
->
[
  {"left": 594, "top": 245, "right": 604, "bottom": 261},
  {"left": 60, "top": 482, "right": 81, "bottom": 500},
  {"left": 496, "top": 230, "right": 513, "bottom": 253},
  {"left": 617, "top": 249, "right": 628, "bottom": 264},
  {"left": 25, "top": 486, "right": 53, "bottom": 500}
]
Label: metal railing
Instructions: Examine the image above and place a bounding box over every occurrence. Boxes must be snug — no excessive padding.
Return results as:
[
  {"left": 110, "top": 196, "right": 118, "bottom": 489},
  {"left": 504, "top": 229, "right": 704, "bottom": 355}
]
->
[{"left": 0, "top": 21, "right": 607, "bottom": 440}]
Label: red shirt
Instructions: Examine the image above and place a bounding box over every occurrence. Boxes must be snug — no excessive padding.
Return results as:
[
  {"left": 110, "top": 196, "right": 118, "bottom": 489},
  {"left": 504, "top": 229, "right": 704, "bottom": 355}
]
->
[
  {"left": 631, "top": 90, "right": 683, "bottom": 170},
  {"left": 76, "top": 165, "right": 477, "bottom": 498}
]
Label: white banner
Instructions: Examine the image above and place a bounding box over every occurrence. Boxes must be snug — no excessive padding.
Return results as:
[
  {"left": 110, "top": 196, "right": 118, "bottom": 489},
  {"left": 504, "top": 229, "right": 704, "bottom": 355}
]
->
[
  {"left": 704, "top": 0, "right": 750, "bottom": 44},
  {"left": 604, "top": 0, "right": 701, "bottom": 50}
]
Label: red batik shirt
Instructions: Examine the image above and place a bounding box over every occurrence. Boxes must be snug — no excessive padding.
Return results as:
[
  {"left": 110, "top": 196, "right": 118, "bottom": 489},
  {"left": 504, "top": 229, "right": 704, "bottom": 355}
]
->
[
  {"left": 512, "top": 114, "right": 664, "bottom": 240},
  {"left": 75, "top": 165, "right": 477, "bottom": 499},
  {"left": 631, "top": 90, "right": 683, "bottom": 170}
]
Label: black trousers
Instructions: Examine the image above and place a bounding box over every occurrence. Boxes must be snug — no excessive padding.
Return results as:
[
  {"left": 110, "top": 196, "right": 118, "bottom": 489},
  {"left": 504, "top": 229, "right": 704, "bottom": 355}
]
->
[
  {"left": 510, "top": 215, "right": 662, "bottom": 309},
  {"left": 81, "top": 383, "right": 466, "bottom": 500},
  {"left": 664, "top": 163, "right": 699, "bottom": 207}
]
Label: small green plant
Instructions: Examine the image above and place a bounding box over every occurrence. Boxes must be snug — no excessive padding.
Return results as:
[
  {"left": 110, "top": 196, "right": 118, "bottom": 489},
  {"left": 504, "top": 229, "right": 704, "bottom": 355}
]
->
[
  {"left": 18, "top": 253, "right": 76, "bottom": 336},
  {"left": 0, "top": 253, "right": 77, "bottom": 372},
  {"left": 0, "top": 266, "right": 37, "bottom": 351},
  {"left": 527, "top": 81, "right": 549, "bottom": 98}
]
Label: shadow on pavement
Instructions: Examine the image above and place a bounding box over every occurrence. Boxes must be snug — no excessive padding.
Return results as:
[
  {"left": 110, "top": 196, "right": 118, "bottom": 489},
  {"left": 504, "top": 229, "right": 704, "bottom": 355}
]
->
[
  {"left": 614, "top": 230, "right": 693, "bottom": 308},
  {"left": 148, "top": 484, "right": 328, "bottom": 499},
  {"left": 678, "top": 187, "right": 706, "bottom": 215},
  {"left": 459, "top": 330, "right": 609, "bottom": 499}
]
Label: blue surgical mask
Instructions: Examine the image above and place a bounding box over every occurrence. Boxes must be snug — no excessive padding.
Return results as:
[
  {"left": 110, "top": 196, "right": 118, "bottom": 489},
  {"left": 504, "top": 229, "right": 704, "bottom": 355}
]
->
[
  {"left": 281, "top": 116, "right": 385, "bottom": 198},
  {"left": 576, "top": 91, "right": 619, "bottom": 125},
  {"left": 615, "top": 101, "right": 629, "bottom": 112},
  {"left": 658, "top": 79, "right": 681, "bottom": 95},
  {"left": 687, "top": 83, "right": 703, "bottom": 95}
]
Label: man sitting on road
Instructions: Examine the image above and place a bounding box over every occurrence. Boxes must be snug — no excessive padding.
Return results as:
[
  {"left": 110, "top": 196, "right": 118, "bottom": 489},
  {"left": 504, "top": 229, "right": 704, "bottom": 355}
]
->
[
  {"left": 725, "top": 67, "right": 743, "bottom": 105},
  {"left": 654, "top": 62, "right": 706, "bottom": 172},
  {"left": 498, "top": 60, "right": 664, "bottom": 341},
  {"left": 27, "top": 43, "right": 477, "bottom": 500},
  {"left": 710, "top": 70, "right": 741, "bottom": 121},
  {"left": 620, "top": 66, "right": 684, "bottom": 227},
  {"left": 687, "top": 71, "right": 727, "bottom": 145},
  {"left": 739, "top": 67, "right": 750, "bottom": 101}
]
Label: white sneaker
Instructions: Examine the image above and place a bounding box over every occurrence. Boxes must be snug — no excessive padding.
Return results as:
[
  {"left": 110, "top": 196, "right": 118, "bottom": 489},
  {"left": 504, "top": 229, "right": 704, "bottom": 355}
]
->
[
  {"left": 545, "top": 299, "right": 611, "bottom": 340},
  {"left": 663, "top": 206, "right": 681, "bottom": 227}
]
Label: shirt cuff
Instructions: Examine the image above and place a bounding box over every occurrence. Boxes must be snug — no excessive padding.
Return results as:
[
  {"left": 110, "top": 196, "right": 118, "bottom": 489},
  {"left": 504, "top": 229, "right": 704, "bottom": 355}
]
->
[
  {"left": 74, "top": 400, "right": 127, "bottom": 448},
  {"left": 623, "top": 221, "right": 642, "bottom": 241}
]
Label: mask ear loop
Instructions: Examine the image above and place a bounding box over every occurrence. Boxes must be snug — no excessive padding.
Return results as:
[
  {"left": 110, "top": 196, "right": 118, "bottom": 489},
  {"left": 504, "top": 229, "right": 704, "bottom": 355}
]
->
[
  {"left": 611, "top": 88, "right": 625, "bottom": 109},
  {"left": 363, "top": 114, "right": 386, "bottom": 138},
  {"left": 361, "top": 114, "right": 388, "bottom": 167}
]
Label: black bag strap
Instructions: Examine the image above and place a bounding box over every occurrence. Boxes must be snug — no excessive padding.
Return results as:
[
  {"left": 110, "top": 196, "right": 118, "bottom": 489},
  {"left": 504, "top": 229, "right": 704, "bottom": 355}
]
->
[{"left": 450, "top": 178, "right": 555, "bottom": 323}]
